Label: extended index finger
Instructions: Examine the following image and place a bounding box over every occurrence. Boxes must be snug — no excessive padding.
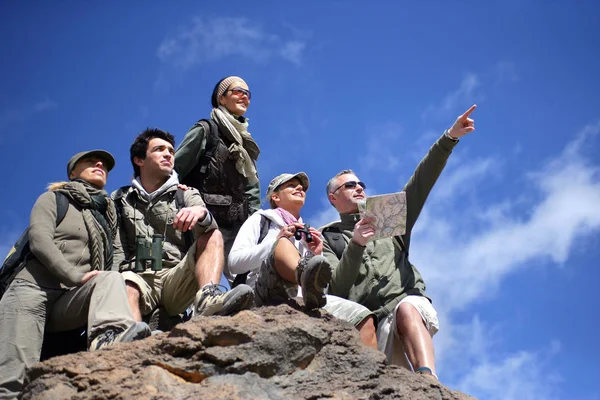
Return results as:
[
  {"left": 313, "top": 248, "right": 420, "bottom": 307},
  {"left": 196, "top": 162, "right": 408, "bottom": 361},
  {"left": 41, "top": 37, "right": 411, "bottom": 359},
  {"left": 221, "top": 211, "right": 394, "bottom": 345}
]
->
[{"left": 460, "top": 104, "right": 477, "bottom": 119}]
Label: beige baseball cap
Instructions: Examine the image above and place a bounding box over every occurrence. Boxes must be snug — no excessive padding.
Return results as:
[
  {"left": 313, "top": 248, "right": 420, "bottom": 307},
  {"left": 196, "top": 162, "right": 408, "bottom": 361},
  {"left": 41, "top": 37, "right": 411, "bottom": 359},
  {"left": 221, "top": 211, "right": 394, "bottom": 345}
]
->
[
  {"left": 265, "top": 172, "right": 310, "bottom": 199},
  {"left": 67, "top": 149, "right": 115, "bottom": 179}
]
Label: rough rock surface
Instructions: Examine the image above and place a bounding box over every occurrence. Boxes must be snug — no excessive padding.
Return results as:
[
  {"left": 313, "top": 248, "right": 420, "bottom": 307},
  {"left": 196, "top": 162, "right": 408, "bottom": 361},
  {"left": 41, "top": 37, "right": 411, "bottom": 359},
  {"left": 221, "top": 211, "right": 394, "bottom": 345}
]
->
[{"left": 23, "top": 305, "right": 474, "bottom": 399}]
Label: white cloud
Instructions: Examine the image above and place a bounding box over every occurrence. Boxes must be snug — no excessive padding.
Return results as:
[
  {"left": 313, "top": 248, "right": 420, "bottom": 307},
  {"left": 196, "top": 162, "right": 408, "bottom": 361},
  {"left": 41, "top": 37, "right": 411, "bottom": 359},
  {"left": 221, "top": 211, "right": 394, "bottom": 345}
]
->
[
  {"left": 413, "top": 122, "right": 600, "bottom": 309},
  {"left": 444, "top": 317, "right": 562, "bottom": 400},
  {"left": 0, "top": 98, "right": 57, "bottom": 125},
  {"left": 493, "top": 61, "right": 518, "bottom": 84},
  {"left": 157, "top": 17, "right": 306, "bottom": 69},
  {"left": 429, "top": 156, "right": 496, "bottom": 202},
  {"left": 358, "top": 121, "right": 403, "bottom": 176},
  {"left": 421, "top": 73, "right": 480, "bottom": 119},
  {"left": 279, "top": 40, "right": 305, "bottom": 64}
]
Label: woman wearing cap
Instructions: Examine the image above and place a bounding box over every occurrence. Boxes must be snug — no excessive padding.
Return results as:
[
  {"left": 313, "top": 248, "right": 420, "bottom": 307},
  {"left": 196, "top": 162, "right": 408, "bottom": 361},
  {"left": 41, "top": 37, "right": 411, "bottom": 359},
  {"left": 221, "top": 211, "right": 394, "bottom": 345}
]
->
[
  {"left": 228, "top": 172, "right": 378, "bottom": 349},
  {"left": 175, "top": 76, "right": 259, "bottom": 285},
  {"left": 0, "top": 150, "right": 150, "bottom": 397}
]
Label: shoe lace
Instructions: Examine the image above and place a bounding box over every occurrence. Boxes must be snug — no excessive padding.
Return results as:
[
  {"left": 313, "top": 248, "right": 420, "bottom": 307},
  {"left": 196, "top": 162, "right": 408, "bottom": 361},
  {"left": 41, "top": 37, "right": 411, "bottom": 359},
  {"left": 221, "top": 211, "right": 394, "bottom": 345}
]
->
[
  {"left": 93, "top": 329, "right": 118, "bottom": 348},
  {"left": 205, "top": 283, "right": 229, "bottom": 297},
  {"left": 295, "top": 253, "right": 312, "bottom": 283}
]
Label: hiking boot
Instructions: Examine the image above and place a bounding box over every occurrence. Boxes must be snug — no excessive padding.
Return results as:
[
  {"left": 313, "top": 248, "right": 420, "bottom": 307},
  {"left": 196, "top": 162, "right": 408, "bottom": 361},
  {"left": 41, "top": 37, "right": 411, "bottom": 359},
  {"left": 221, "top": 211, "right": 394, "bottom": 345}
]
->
[
  {"left": 295, "top": 254, "right": 332, "bottom": 310},
  {"left": 416, "top": 366, "right": 438, "bottom": 381},
  {"left": 89, "top": 322, "right": 151, "bottom": 351},
  {"left": 194, "top": 283, "right": 254, "bottom": 317}
]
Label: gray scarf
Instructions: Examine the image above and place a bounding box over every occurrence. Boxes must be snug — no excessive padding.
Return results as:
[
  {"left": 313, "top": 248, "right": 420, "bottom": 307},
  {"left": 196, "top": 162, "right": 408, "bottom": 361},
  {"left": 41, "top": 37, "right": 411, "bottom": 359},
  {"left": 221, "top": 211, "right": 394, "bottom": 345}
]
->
[{"left": 58, "top": 179, "right": 117, "bottom": 271}]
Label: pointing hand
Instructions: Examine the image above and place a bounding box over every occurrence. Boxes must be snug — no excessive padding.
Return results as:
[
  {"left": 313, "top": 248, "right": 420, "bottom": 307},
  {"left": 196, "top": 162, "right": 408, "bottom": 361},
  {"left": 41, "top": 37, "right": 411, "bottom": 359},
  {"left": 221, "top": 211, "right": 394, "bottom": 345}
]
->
[{"left": 448, "top": 104, "right": 477, "bottom": 139}]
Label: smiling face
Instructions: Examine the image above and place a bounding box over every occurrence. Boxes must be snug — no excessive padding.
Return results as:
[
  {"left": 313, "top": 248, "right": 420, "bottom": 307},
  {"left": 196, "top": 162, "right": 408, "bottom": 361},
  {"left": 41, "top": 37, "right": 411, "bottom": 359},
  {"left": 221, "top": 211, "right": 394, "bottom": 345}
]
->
[
  {"left": 219, "top": 81, "right": 250, "bottom": 116},
  {"left": 271, "top": 178, "right": 306, "bottom": 211},
  {"left": 328, "top": 173, "right": 366, "bottom": 214},
  {"left": 134, "top": 137, "right": 175, "bottom": 180},
  {"left": 69, "top": 156, "right": 109, "bottom": 188}
]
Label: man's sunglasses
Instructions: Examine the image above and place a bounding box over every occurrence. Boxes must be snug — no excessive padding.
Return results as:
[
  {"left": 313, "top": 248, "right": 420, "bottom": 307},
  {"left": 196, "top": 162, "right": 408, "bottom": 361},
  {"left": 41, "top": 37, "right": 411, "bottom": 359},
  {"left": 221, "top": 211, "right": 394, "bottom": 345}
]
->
[
  {"left": 332, "top": 180, "right": 366, "bottom": 194},
  {"left": 226, "top": 87, "right": 251, "bottom": 100}
]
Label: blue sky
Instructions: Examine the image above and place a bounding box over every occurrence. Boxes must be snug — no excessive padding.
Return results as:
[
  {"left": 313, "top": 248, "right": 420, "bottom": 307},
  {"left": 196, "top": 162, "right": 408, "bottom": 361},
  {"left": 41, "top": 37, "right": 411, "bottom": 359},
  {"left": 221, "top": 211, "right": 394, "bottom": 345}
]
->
[{"left": 1, "top": 2, "right": 599, "bottom": 398}]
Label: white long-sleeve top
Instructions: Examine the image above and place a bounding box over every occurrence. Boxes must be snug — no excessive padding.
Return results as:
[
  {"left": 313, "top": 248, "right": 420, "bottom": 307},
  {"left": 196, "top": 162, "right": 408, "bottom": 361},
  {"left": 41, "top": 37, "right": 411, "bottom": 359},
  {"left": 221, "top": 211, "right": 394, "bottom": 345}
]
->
[{"left": 228, "top": 209, "right": 309, "bottom": 289}]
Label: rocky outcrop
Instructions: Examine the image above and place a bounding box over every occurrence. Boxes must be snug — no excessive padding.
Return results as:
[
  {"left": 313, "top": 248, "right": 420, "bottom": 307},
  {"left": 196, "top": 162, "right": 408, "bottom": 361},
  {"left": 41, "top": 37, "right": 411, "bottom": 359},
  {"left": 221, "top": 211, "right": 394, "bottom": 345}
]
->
[{"left": 23, "top": 305, "right": 473, "bottom": 399}]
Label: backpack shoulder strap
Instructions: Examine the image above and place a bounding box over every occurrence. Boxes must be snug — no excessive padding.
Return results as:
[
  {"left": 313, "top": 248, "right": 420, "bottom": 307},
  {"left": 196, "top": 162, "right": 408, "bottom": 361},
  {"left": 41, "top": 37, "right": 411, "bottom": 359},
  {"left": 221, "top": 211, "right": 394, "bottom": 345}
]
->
[
  {"left": 1, "top": 191, "right": 70, "bottom": 300},
  {"left": 232, "top": 214, "right": 270, "bottom": 288},
  {"left": 197, "top": 119, "right": 220, "bottom": 176},
  {"left": 54, "top": 191, "right": 69, "bottom": 226},
  {"left": 174, "top": 187, "right": 194, "bottom": 251},
  {"left": 112, "top": 185, "right": 131, "bottom": 220},
  {"left": 257, "top": 214, "right": 271, "bottom": 245},
  {"left": 393, "top": 235, "right": 408, "bottom": 255},
  {"left": 175, "top": 187, "right": 186, "bottom": 211},
  {"left": 322, "top": 225, "right": 346, "bottom": 260}
]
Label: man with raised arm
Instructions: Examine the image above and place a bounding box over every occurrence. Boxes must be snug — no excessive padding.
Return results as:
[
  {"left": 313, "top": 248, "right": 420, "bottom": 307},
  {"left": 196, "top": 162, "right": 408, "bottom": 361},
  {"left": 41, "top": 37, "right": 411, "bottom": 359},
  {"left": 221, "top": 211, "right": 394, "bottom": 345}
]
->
[{"left": 320, "top": 106, "right": 477, "bottom": 379}]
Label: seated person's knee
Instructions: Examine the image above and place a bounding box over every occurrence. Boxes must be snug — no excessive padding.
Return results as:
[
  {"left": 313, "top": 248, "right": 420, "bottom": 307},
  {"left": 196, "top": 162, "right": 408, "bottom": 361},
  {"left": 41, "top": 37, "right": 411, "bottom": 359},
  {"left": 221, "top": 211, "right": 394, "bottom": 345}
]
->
[
  {"left": 357, "top": 315, "right": 378, "bottom": 349},
  {"left": 125, "top": 281, "right": 141, "bottom": 300},
  {"left": 396, "top": 302, "right": 422, "bottom": 329}
]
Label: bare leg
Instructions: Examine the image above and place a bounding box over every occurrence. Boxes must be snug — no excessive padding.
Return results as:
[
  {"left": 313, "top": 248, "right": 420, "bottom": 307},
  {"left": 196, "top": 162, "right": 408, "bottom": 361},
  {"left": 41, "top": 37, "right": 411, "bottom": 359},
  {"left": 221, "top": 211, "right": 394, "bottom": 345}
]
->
[
  {"left": 356, "top": 315, "right": 378, "bottom": 350},
  {"left": 194, "top": 229, "right": 225, "bottom": 287},
  {"left": 125, "top": 282, "right": 142, "bottom": 322},
  {"left": 273, "top": 238, "right": 301, "bottom": 283},
  {"left": 395, "top": 302, "right": 436, "bottom": 376}
]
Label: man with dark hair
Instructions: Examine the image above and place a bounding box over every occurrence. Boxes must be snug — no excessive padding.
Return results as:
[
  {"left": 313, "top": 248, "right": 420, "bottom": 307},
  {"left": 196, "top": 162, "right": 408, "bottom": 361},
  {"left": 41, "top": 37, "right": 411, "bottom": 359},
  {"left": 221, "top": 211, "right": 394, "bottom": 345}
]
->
[
  {"left": 113, "top": 128, "right": 254, "bottom": 323},
  {"left": 320, "top": 106, "right": 477, "bottom": 380}
]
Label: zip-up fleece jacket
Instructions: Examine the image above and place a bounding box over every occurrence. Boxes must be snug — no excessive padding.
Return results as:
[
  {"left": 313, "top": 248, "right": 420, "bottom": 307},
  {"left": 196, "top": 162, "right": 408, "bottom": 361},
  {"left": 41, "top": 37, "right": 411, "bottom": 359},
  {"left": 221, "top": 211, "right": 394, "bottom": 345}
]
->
[
  {"left": 112, "top": 184, "right": 217, "bottom": 271},
  {"left": 321, "top": 132, "right": 458, "bottom": 321},
  {"left": 16, "top": 185, "right": 113, "bottom": 289}
]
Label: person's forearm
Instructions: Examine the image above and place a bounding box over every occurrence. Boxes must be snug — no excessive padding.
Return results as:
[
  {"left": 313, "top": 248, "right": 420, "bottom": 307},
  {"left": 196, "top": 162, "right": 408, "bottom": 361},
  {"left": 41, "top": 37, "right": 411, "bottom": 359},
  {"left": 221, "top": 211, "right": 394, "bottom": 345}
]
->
[{"left": 404, "top": 133, "right": 457, "bottom": 232}]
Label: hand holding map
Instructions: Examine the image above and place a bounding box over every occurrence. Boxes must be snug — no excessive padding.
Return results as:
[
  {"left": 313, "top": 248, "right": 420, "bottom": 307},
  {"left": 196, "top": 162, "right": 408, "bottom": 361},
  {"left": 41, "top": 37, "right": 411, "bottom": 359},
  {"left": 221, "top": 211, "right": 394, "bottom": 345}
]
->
[{"left": 357, "top": 191, "right": 407, "bottom": 241}]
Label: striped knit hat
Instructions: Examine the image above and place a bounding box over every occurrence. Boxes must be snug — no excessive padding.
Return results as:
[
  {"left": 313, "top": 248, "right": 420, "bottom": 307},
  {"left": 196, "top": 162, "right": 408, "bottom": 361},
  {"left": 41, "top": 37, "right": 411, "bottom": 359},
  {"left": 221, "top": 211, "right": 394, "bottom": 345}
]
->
[{"left": 217, "top": 76, "right": 247, "bottom": 101}]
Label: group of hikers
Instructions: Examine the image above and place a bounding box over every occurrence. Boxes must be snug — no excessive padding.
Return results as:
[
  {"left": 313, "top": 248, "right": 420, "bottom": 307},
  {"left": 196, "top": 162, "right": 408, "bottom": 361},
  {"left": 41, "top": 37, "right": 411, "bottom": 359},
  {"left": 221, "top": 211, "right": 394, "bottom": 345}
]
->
[{"left": 0, "top": 75, "right": 477, "bottom": 398}]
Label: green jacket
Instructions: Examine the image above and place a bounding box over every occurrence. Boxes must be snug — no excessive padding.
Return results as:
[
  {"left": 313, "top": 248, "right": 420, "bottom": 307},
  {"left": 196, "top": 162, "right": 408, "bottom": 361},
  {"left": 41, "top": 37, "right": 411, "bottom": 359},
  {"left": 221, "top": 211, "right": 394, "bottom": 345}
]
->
[
  {"left": 112, "top": 184, "right": 217, "bottom": 271},
  {"left": 16, "top": 185, "right": 116, "bottom": 289},
  {"left": 321, "top": 132, "right": 458, "bottom": 321},
  {"left": 174, "top": 122, "right": 261, "bottom": 217}
]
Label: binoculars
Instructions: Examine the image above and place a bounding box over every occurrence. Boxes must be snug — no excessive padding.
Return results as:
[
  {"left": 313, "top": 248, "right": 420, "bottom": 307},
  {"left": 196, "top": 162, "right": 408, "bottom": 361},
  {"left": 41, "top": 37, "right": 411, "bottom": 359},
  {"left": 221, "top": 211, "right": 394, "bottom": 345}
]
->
[
  {"left": 294, "top": 224, "right": 313, "bottom": 243},
  {"left": 134, "top": 234, "right": 163, "bottom": 272}
]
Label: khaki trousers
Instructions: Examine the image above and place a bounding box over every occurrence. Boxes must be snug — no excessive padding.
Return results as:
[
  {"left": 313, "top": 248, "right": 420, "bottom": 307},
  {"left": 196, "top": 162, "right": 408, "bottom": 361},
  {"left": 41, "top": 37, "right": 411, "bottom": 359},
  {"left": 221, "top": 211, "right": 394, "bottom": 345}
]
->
[{"left": 0, "top": 272, "right": 135, "bottom": 399}]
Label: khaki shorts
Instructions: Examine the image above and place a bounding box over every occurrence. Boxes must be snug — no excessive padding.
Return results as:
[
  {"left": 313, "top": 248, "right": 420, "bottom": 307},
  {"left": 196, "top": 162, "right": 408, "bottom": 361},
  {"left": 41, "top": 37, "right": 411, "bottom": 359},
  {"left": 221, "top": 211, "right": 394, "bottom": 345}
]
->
[
  {"left": 376, "top": 295, "right": 439, "bottom": 369},
  {"left": 122, "top": 244, "right": 198, "bottom": 316},
  {"left": 323, "top": 294, "right": 373, "bottom": 327}
]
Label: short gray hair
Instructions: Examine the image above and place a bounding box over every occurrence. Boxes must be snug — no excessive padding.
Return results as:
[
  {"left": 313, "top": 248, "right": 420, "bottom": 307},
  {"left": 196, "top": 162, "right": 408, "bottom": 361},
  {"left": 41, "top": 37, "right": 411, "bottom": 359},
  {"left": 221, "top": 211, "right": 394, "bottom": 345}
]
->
[{"left": 326, "top": 169, "right": 355, "bottom": 206}]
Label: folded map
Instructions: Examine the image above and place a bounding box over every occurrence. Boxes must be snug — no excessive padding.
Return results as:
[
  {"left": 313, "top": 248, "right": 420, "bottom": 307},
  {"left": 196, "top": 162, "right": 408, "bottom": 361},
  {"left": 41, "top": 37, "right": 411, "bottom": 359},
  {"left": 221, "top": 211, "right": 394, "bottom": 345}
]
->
[{"left": 358, "top": 191, "right": 407, "bottom": 241}]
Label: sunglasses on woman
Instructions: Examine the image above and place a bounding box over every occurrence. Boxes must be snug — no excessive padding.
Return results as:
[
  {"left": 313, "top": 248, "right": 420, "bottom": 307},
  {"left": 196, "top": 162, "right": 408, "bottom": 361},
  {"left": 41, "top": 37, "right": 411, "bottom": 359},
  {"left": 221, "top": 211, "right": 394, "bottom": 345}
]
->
[
  {"left": 226, "top": 87, "right": 251, "bottom": 100},
  {"left": 332, "top": 180, "right": 366, "bottom": 194}
]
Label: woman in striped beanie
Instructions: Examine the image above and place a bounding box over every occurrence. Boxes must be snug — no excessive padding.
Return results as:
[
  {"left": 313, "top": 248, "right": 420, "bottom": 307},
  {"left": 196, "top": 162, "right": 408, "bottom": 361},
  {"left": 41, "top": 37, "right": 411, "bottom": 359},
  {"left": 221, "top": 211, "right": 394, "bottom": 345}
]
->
[{"left": 175, "top": 76, "right": 261, "bottom": 285}]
